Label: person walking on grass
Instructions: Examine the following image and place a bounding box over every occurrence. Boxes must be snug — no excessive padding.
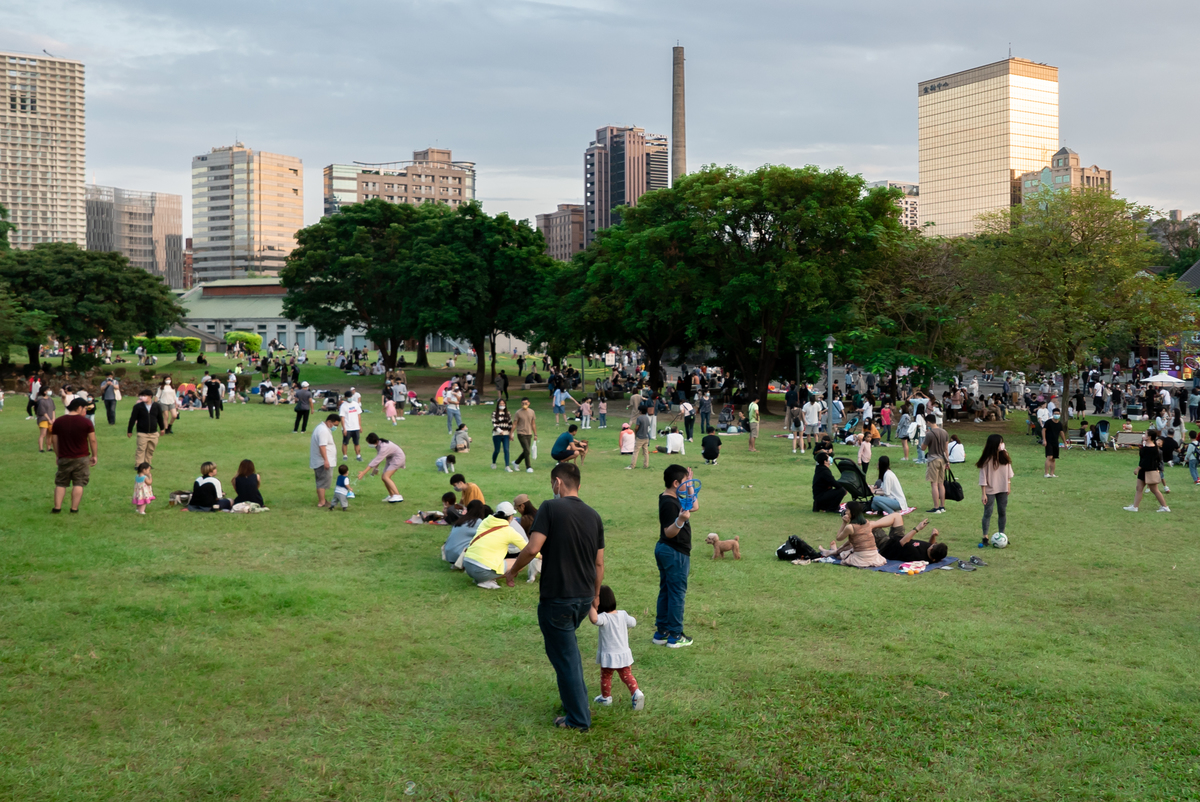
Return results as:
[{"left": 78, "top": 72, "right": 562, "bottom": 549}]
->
[
  {"left": 1042, "top": 410, "right": 1068, "bottom": 478},
  {"left": 50, "top": 398, "right": 97, "bottom": 514},
  {"left": 921, "top": 413, "right": 948, "bottom": 514},
  {"left": 514, "top": 397, "right": 538, "bottom": 473},
  {"left": 747, "top": 398, "right": 760, "bottom": 452},
  {"left": 339, "top": 390, "right": 363, "bottom": 462},
  {"left": 977, "top": 434, "right": 1014, "bottom": 548},
  {"left": 293, "top": 381, "right": 313, "bottom": 433},
  {"left": 552, "top": 385, "right": 578, "bottom": 427},
  {"left": 35, "top": 387, "right": 55, "bottom": 453},
  {"left": 310, "top": 414, "right": 341, "bottom": 508},
  {"left": 1125, "top": 429, "right": 1170, "bottom": 513},
  {"left": 589, "top": 585, "right": 645, "bottom": 711},
  {"left": 503, "top": 462, "right": 605, "bottom": 732},
  {"left": 358, "top": 432, "right": 405, "bottom": 503},
  {"left": 127, "top": 388, "right": 165, "bottom": 467},
  {"left": 627, "top": 406, "right": 653, "bottom": 470},
  {"left": 99, "top": 372, "right": 120, "bottom": 425},
  {"left": 653, "top": 464, "right": 696, "bottom": 648},
  {"left": 491, "top": 399, "right": 515, "bottom": 471}
]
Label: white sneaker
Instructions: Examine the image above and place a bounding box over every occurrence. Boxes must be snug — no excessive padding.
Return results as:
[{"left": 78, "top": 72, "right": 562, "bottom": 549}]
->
[
  {"left": 476, "top": 580, "right": 501, "bottom": 590},
  {"left": 387, "top": 494, "right": 404, "bottom": 503},
  {"left": 1044, "top": 473, "right": 1052, "bottom": 478},
  {"left": 625, "top": 466, "right": 633, "bottom": 470},
  {"left": 1157, "top": 505, "right": 1171, "bottom": 512},
  {"left": 505, "top": 465, "right": 514, "bottom": 473},
  {"left": 491, "top": 463, "right": 497, "bottom": 470},
  {"left": 526, "top": 468, "right": 534, "bottom": 473},
  {"left": 1123, "top": 505, "right": 1139, "bottom": 512},
  {"left": 593, "top": 695, "right": 612, "bottom": 706},
  {"left": 1163, "top": 486, "right": 1171, "bottom": 494},
  {"left": 631, "top": 689, "right": 645, "bottom": 711}
]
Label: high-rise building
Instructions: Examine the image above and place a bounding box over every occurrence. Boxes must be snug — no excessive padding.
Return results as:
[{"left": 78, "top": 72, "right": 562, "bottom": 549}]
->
[
  {"left": 918, "top": 58, "right": 1059, "bottom": 236},
  {"left": 190, "top": 143, "right": 303, "bottom": 283},
  {"left": 584, "top": 126, "right": 669, "bottom": 245},
  {"left": 867, "top": 181, "right": 921, "bottom": 230},
  {"left": 0, "top": 51, "right": 85, "bottom": 249},
  {"left": 323, "top": 148, "right": 476, "bottom": 217},
  {"left": 183, "top": 237, "right": 193, "bottom": 288},
  {"left": 86, "top": 184, "right": 183, "bottom": 288},
  {"left": 1017, "top": 147, "right": 1112, "bottom": 200},
  {"left": 536, "top": 204, "right": 585, "bottom": 262}
]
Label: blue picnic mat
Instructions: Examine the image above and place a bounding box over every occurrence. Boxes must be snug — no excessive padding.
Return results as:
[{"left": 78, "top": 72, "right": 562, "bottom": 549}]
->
[{"left": 821, "top": 556, "right": 960, "bottom": 574}]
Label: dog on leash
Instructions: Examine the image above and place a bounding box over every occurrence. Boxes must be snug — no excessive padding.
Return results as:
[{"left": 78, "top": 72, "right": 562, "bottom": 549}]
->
[{"left": 705, "top": 533, "right": 741, "bottom": 560}]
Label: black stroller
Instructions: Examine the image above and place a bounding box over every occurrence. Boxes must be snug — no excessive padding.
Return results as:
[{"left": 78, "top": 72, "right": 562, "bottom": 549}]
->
[
  {"left": 837, "top": 416, "right": 860, "bottom": 441},
  {"left": 834, "top": 458, "right": 874, "bottom": 504}
]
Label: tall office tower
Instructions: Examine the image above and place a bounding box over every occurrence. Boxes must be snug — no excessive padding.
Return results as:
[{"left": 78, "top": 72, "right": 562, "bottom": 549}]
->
[
  {"left": 86, "top": 185, "right": 183, "bottom": 288},
  {"left": 0, "top": 51, "right": 85, "bottom": 249},
  {"left": 190, "top": 143, "right": 303, "bottom": 283},
  {"left": 917, "top": 58, "right": 1059, "bottom": 236},
  {"left": 323, "top": 148, "right": 476, "bottom": 217},
  {"left": 867, "top": 181, "right": 921, "bottom": 230},
  {"left": 584, "top": 126, "right": 668, "bottom": 245},
  {"left": 536, "top": 204, "right": 585, "bottom": 262}
]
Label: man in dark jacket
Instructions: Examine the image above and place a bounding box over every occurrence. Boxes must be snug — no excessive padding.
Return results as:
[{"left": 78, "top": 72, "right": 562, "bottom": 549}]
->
[{"left": 127, "top": 388, "right": 165, "bottom": 467}]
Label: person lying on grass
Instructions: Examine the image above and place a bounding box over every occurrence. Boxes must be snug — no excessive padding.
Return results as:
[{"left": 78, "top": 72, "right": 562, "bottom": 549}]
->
[
  {"left": 876, "top": 517, "right": 948, "bottom": 563},
  {"left": 818, "top": 502, "right": 906, "bottom": 568}
]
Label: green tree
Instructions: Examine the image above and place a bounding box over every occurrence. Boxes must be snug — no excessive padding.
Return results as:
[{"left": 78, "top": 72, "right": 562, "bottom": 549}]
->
[
  {"left": 0, "top": 203, "right": 14, "bottom": 251},
  {"left": 0, "top": 242, "right": 183, "bottom": 366},
  {"left": 0, "top": 283, "right": 51, "bottom": 364},
  {"left": 969, "top": 189, "right": 1199, "bottom": 401},
  {"left": 281, "top": 199, "right": 450, "bottom": 369}
]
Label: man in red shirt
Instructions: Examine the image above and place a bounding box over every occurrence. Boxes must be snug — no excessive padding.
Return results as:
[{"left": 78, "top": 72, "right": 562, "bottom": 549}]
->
[{"left": 50, "top": 398, "right": 98, "bottom": 514}]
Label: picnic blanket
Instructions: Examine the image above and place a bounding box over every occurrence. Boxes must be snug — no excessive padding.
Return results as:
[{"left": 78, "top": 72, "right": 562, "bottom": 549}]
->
[
  {"left": 837, "top": 503, "right": 917, "bottom": 516},
  {"left": 795, "top": 556, "right": 959, "bottom": 575}
]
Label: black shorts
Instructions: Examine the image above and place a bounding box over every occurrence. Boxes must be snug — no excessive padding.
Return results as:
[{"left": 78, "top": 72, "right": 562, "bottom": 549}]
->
[
  {"left": 1045, "top": 443, "right": 1060, "bottom": 459},
  {"left": 343, "top": 430, "right": 360, "bottom": 446}
]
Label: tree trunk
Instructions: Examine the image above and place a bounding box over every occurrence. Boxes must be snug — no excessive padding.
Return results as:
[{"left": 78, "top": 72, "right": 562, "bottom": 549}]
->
[
  {"left": 644, "top": 346, "right": 664, "bottom": 393},
  {"left": 383, "top": 337, "right": 400, "bottom": 370},
  {"left": 489, "top": 333, "right": 497, "bottom": 383},
  {"left": 26, "top": 343, "right": 40, "bottom": 371},
  {"left": 415, "top": 336, "right": 429, "bottom": 368}
]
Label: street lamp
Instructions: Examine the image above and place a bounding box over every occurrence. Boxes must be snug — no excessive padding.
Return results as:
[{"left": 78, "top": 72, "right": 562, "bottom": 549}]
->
[{"left": 825, "top": 336, "right": 836, "bottom": 437}]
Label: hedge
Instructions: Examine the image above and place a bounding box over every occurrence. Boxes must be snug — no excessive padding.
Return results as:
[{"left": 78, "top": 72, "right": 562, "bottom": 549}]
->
[
  {"left": 224, "top": 331, "right": 263, "bottom": 352},
  {"left": 130, "top": 336, "right": 201, "bottom": 354}
]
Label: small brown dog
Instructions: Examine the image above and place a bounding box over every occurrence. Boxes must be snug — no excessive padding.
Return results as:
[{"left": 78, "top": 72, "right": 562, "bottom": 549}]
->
[{"left": 705, "top": 532, "right": 741, "bottom": 560}]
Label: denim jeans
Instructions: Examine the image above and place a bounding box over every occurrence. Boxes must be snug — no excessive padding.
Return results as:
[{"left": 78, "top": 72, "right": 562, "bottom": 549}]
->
[
  {"left": 699, "top": 411, "right": 710, "bottom": 434},
  {"left": 654, "top": 541, "right": 690, "bottom": 637},
  {"left": 446, "top": 406, "right": 462, "bottom": 433},
  {"left": 881, "top": 424, "right": 892, "bottom": 442},
  {"left": 1190, "top": 458, "right": 1198, "bottom": 484},
  {"left": 915, "top": 445, "right": 926, "bottom": 464},
  {"left": 684, "top": 416, "right": 695, "bottom": 440},
  {"left": 492, "top": 434, "right": 511, "bottom": 466},
  {"left": 870, "top": 495, "right": 902, "bottom": 513},
  {"left": 598, "top": 413, "right": 607, "bottom": 428},
  {"left": 537, "top": 596, "right": 594, "bottom": 730}
]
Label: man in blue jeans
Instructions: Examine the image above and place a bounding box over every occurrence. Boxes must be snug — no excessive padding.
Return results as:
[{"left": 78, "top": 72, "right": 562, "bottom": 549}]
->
[
  {"left": 504, "top": 462, "right": 604, "bottom": 731},
  {"left": 654, "top": 464, "right": 696, "bottom": 648}
]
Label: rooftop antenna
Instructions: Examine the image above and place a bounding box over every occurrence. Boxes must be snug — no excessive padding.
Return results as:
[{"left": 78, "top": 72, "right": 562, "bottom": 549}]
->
[
  {"left": 1008, "top": 43, "right": 1012, "bottom": 58},
  {"left": 43, "top": 49, "right": 56, "bottom": 58}
]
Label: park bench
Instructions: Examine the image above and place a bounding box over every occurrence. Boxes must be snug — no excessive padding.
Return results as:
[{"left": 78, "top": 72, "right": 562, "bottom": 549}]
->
[{"left": 1114, "top": 432, "right": 1142, "bottom": 449}]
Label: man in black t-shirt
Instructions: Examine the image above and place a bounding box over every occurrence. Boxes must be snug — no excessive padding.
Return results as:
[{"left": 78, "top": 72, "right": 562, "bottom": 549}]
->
[
  {"left": 1042, "top": 412, "right": 1067, "bottom": 478},
  {"left": 654, "top": 464, "right": 696, "bottom": 648},
  {"left": 700, "top": 427, "right": 722, "bottom": 464},
  {"left": 505, "top": 462, "right": 604, "bottom": 732}
]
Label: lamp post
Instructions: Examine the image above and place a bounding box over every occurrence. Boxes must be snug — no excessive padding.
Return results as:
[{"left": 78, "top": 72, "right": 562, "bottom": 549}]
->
[{"left": 825, "top": 335, "right": 836, "bottom": 436}]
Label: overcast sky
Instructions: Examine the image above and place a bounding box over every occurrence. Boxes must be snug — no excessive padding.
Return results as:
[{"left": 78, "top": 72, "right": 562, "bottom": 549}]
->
[{"left": 4, "top": 0, "right": 1198, "bottom": 236}]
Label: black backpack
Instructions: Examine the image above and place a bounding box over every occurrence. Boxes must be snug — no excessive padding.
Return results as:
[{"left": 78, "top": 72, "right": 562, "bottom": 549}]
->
[{"left": 777, "top": 535, "right": 821, "bottom": 561}]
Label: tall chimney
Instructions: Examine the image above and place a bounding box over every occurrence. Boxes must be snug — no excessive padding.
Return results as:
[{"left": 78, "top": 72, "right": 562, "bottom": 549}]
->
[{"left": 671, "top": 45, "right": 686, "bottom": 185}]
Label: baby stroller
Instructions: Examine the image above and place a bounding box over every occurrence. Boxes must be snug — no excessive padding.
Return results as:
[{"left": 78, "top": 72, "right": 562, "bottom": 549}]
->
[
  {"left": 834, "top": 458, "right": 874, "bottom": 503},
  {"left": 1093, "top": 419, "right": 1112, "bottom": 450},
  {"left": 717, "top": 404, "right": 736, "bottom": 427},
  {"left": 408, "top": 397, "right": 426, "bottom": 415},
  {"left": 837, "top": 416, "right": 860, "bottom": 442},
  {"left": 320, "top": 390, "right": 341, "bottom": 411}
]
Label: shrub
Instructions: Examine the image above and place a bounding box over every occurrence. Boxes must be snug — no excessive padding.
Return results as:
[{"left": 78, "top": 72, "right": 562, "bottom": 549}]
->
[
  {"left": 130, "top": 336, "right": 201, "bottom": 354},
  {"left": 69, "top": 353, "right": 102, "bottom": 374},
  {"left": 224, "top": 331, "right": 262, "bottom": 352},
  {"left": 140, "top": 369, "right": 157, "bottom": 381},
  {"left": 113, "top": 367, "right": 127, "bottom": 378}
]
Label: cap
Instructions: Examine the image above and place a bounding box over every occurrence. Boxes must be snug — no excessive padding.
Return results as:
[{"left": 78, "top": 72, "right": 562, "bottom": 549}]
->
[
  {"left": 513, "top": 493, "right": 530, "bottom": 507},
  {"left": 494, "top": 501, "right": 517, "bottom": 517},
  {"left": 67, "top": 398, "right": 88, "bottom": 411},
  {"left": 621, "top": 422, "right": 631, "bottom": 429},
  {"left": 301, "top": 381, "right": 309, "bottom": 387}
]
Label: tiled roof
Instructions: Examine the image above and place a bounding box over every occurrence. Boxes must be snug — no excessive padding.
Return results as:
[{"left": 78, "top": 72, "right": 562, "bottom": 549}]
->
[{"left": 1177, "top": 260, "right": 1200, "bottom": 291}]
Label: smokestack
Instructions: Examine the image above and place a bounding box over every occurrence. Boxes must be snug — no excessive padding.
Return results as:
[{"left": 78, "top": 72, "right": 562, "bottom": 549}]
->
[{"left": 672, "top": 45, "right": 686, "bottom": 185}]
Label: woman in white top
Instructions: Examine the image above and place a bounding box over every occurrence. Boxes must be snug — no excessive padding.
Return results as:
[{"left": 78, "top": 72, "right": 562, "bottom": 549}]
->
[
  {"left": 155, "top": 376, "right": 178, "bottom": 434},
  {"left": 947, "top": 434, "right": 966, "bottom": 463},
  {"left": 869, "top": 456, "right": 907, "bottom": 513}
]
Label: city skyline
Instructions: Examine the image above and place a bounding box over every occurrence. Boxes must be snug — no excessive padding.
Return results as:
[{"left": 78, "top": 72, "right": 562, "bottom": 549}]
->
[{"left": 2, "top": 1, "right": 1198, "bottom": 238}]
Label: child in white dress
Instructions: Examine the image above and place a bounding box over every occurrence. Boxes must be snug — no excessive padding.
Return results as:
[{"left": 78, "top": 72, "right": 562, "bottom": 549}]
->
[{"left": 589, "top": 585, "right": 645, "bottom": 710}]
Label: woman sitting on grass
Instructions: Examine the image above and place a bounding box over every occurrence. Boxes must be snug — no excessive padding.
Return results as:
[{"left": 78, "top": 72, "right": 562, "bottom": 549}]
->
[
  {"left": 820, "top": 503, "right": 906, "bottom": 568},
  {"left": 186, "top": 462, "right": 233, "bottom": 512},
  {"left": 232, "top": 459, "right": 264, "bottom": 506},
  {"left": 869, "top": 455, "right": 907, "bottom": 513},
  {"left": 811, "top": 451, "right": 845, "bottom": 513}
]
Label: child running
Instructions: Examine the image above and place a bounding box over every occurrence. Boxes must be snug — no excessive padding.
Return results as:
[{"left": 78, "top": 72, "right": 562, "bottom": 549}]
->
[
  {"left": 590, "top": 585, "right": 645, "bottom": 710},
  {"left": 132, "top": 462, "right": 155, "bottom": 514},
  {"left": 385, "top": 395, "right": 399, "bottom": 425}
]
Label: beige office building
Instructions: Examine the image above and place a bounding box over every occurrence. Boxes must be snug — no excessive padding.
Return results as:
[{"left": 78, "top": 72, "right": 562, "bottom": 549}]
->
[
  {"left": 0, "top": 51, "right": 85, "bottom": 249},
  {"left": 584, "top": 126, "right": 669, "bottom": 246},
  {"left": 1017, "top": 147, "right": 1112, "bottom": 198},
  {"left": 867, "top": 181, "right": 920, "bottom": 230},
  {"left": 918, "top": 58, "right": 1059, "bottom": 236},
  {"left": 323, "top": 148, "right": 476, "bottom": 217},
  {"left": 536, "top": 204, "right": 585, "bottom": 262},
  {"left": 86, "top": 185, "right": 184, "bottom": 288},
  {"left": 191, "top": 143, "right": 303, "bottom": 283}
]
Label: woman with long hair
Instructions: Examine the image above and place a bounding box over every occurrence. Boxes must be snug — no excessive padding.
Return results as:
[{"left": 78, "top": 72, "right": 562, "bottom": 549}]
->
[
  {"left": 822, "top": 501, "right": 904, "bottom": 568},
  {"left": 491, "top": 398, "right": 515, "bottom": 471},
  {"left": 1125, "top": 429, "right": 1169, "bottom": 513},
  {"left": 155, "top": 375, "right": 178, "bottom": 435},
  {"left": 869, "top": 455, "right": 907, "bottom": 513},
  {"left": 976, "top": 434, "right": 1014, "bottom": 547},
  {"left": 232, "top": 459, "right": 264, "bottom": 506},
  {"left": 359, "top": 432, "right": 406, "bottom": 503}
]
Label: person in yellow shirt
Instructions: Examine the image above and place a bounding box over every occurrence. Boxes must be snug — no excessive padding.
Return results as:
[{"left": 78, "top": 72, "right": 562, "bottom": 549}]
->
[
  {"left": 451, "top": 473, "right": 484, "bottom": 506},
  {"left": 462, "top": 503, "right": 539, "bottom": 589}
]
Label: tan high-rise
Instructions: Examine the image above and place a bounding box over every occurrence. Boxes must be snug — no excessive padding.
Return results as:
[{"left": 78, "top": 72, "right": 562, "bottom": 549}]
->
[
  {"left": 536, "top": 204, "right": 585, "bottom": 262},
  {"left": 0, "top": 51, "right": 85, "bottom": 249},
  {"left": 86, "top": 185, "right": 184, "bottom": 288},
  {"left": 191, "top": 144, "right": 303, "bottom": 283},
  {"left": 584, "top": 126, "right": 669, "bottom": 246},
  {"left": 918, "top": 58, "right": 1059, "bottom": 236}
]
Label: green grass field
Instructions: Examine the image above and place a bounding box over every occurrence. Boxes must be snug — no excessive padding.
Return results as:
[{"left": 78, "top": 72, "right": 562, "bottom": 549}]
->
[{"left": 2, "top": 375, "right": 1199, "bottom": 800}]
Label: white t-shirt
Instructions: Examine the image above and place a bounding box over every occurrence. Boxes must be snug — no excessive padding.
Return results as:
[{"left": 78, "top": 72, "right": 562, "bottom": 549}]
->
[
  {"left": 593, "top": 610, "right": 636, "bottom": 669},
  {"left": 665, "top": 432, "right": 686, "bottom": 454},
  {"left": 802, "top": 401, "right": 822, "bottom": 425},
  {"left": 948, "top": 440, "right": 966, "bottom": 463},
  {"left": 339, "top": 400, "right": 362, "bottom": 431},
  {"left": 310, "top": 423, "right": 336, "bottom": 469}
]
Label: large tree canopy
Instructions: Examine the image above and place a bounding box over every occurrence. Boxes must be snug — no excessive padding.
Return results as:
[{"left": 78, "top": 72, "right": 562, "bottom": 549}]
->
[
  {"left": 0, "top": 242, "right": 183, "bottom": 366},
  {"left": 282, "top": 199, "right": 448, "bottom": 369}
]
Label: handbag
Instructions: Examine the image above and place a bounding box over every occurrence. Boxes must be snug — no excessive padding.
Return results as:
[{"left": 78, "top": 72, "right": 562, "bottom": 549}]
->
[
  {"left": 454, "top": 524, "right": 509, "bottom": 570},
  {"left": 943, "top": 466, "right": 965, "bottom": 503},
  {"left": 114, "top": 388, "right": 122, "bottom": 401},
  {"left": 532, "top": 440, "right": 538, "bottom": 460},
  {"left": 1143, "top": 470, "right": 1162, "bottom": 485}
]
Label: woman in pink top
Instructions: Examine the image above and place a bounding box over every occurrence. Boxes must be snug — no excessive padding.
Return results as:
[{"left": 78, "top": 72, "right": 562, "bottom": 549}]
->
[
  {"left": 976, "top": 434, "right": 1014, "bottom": 547},
  {"left": 359, "top": 432, "right": 406, "bottom": 503}
]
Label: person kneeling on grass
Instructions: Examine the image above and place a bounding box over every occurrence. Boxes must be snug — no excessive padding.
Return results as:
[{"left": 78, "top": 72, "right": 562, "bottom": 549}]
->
[
  {"left": 451, "top": 424, "right": 472, "bottom": 453},
  {"left": 819, "top": 502, "right": 906, "bottom": 568},
  {"left": 552, "top": 424, "right": 588, "bottom": 464},
  {"left": 460, "top": 508, "right": 539, "bottom": 589},
  {"left": 701, "top": 427, "right": 722, "bottom": 464}
]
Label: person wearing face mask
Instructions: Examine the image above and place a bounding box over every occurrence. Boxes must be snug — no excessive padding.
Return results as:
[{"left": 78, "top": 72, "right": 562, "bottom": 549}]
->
[
  {"left": 976, "top": 434, "right": 1014, "bottom": 547},
  {"left": 503, "top": 463, "right": 605, "bottom": 732},
  {"left": 491, "top": 398, "right": 515, "bottom": 472},
  {"left": 155, "top": 376, "right": 178, "bottom": 435},
  {"left": 1042, "top": 410, "right": 1068, "bottom": 478}
]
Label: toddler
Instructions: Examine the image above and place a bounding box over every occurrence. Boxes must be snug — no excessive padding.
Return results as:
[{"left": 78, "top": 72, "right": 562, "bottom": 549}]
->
[
  {"left": 385, "top": 396, "right": 399, "bottom": 425},
  {"left": 436, "top": 454, "right": 457, "bottom": 473},
  {"left": 580, "top": 398, "right": 592, "bottom": 429},
  {"left": 597, "top": 398, "right": 607, "bottom": 429},
  {"left": 330, "top": 464, "right": 351, "bottom": 511},
  {"left": 589, "top": 585, "right": 645, "bottom": 711},
  {"left": 132, "top": 462, "right": 155, "bottom": 514}
]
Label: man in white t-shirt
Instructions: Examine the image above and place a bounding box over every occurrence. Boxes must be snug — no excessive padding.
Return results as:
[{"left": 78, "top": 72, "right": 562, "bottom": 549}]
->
[
  {"left": 310, "top": 414, "right": 341, "bottom": 508},
  {"left": 801, "top": 400, "right": 823, "bottom": 453},
  {"left": 444, "top": 385, "right": 462, "bottom": 433},
  {"left": 338, "top": 391, "right": 363, "bottom": 461},
  {"left": 664, "top": 426, "right": 686, "bottom": 455}
]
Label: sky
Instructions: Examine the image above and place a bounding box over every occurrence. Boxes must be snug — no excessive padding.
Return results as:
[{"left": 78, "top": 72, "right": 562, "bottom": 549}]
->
[{"left": 3, "top": 0, "right": 1199, "bottom": 237}]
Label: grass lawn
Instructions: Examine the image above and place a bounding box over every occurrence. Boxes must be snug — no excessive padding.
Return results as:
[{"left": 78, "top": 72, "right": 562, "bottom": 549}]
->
[{"left": 2, "top": 388, "right": 1198, "bottom": 800}]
